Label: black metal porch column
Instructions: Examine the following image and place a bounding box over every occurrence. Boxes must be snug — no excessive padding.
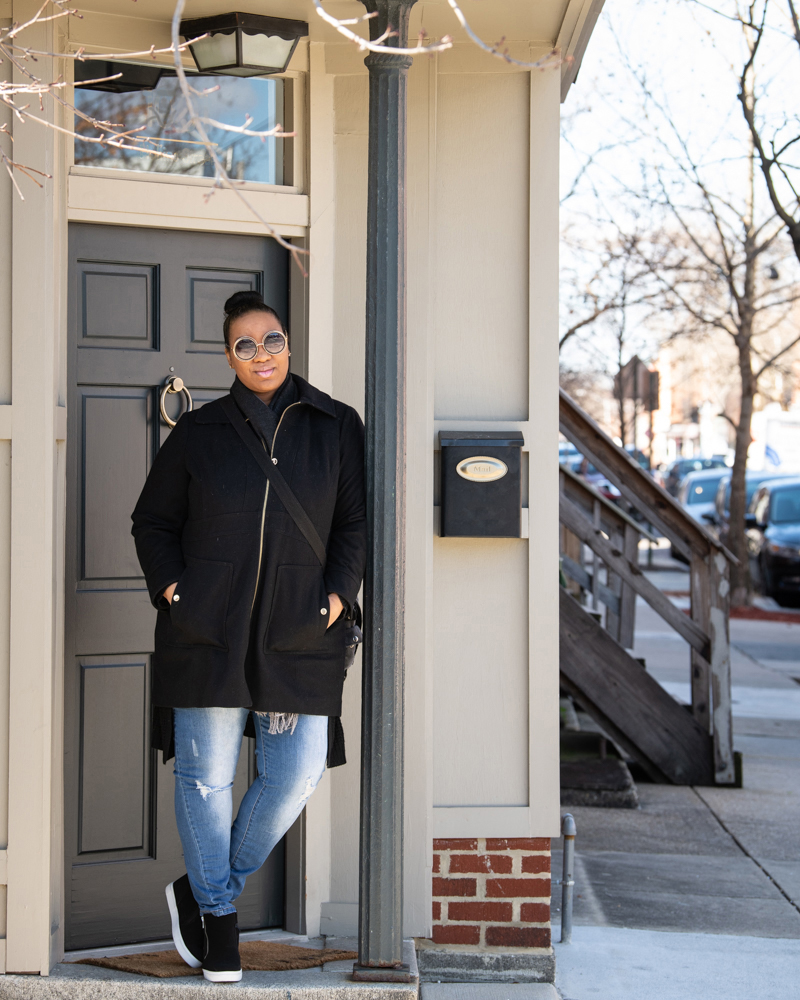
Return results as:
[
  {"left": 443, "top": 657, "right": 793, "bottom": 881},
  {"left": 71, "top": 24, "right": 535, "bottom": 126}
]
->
[{"left": 352, "top": 0, "right": 416, "bottom": 983}]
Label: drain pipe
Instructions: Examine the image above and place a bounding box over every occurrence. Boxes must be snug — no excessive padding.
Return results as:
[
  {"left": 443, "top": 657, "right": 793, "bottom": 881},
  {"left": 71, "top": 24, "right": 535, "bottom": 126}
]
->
[{"left": 560, "top": 813, "right": 576, "bottom": 944}]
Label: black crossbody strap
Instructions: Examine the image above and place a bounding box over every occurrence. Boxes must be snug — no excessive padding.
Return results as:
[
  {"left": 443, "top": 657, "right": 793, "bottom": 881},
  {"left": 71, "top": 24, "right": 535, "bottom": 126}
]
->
[{"left": 221, "top": 395, "right": 327, "bottom": 568}]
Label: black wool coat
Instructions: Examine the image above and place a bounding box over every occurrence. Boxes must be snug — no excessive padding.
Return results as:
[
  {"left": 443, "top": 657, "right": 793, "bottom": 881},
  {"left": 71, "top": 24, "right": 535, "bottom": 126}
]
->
[{"left": 131, "top": 375, "right": 367, "bottom": 717}]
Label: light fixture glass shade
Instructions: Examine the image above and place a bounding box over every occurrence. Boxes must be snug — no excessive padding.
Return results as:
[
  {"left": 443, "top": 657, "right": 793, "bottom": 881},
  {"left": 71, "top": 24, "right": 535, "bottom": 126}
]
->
[
  {"left": 181, "top": 13, "right": 308, "bottom": 77},
  {"left": 240, "top": 33, "right": 295, "bottom": 72},
  {"left": 189, "top": 32, "right": 237, "bottom": 72}
]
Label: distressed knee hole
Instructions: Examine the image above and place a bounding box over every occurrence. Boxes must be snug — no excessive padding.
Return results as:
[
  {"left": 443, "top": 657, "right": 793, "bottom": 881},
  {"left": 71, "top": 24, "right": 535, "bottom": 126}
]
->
[
  {"left": 194, "top": 780, "right": 227, "bottom": 800},
  {"left": 298, "top": 775, "right": 318, "bottom": 805}
]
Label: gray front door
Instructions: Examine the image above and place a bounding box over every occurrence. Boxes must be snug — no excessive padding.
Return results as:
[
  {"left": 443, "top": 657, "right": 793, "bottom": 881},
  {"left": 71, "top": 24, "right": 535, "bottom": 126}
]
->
[{"left": 65, "top": 223, "right": 291, "bottom": 950}]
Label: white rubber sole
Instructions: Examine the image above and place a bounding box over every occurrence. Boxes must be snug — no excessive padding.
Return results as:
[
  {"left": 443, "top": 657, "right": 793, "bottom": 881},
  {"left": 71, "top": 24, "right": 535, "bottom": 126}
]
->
[
  {"left": 165, "top": 881, "right": 203, "bottom": 970},
  {"left": 203, "top": 968, "right": 243, "bottom": 982}
]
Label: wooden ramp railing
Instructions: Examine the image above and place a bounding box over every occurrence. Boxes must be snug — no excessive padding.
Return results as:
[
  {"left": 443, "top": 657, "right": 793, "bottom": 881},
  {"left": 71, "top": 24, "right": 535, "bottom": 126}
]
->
[{"left": 559, "top": 389, "right": 736, "bottom": 786}]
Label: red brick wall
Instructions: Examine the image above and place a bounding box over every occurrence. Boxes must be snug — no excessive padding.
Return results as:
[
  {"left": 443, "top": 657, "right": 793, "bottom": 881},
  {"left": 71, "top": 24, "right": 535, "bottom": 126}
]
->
[{"left": 431, "top": 838, "right": 551, "bottom": 948}]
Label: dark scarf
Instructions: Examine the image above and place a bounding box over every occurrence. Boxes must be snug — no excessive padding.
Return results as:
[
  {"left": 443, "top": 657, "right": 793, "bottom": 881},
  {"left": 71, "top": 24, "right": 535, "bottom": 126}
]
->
[
  {"left": 230, "top": 371, "right": 298, "bottom": 449},
  {"left": 230, "top": 371, "right": 301, "bottom": 735}
]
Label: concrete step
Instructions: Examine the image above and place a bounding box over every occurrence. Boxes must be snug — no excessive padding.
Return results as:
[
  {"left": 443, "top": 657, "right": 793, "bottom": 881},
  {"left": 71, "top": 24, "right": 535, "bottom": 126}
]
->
[
  {"left": 0, "top": 942, "right": 419, "bottom": 1000},
  {"left": 422, "top": 987, "right": 559, "bottom": 1000}
]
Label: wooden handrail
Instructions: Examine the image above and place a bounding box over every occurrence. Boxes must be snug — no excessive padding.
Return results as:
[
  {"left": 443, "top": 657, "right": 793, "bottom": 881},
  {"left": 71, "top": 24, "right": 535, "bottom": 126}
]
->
[
  {"left": 560, "top": 464, "right": 659, "bottom": 543},
  {"left": 558, "top": 388, "right": 735, "bottom": 786},
  {"left": 559, "top": 389, "right": 736, "bottom": 564},
  {"left": 560, "top": 492, "right": 710, "bottom": 657}
]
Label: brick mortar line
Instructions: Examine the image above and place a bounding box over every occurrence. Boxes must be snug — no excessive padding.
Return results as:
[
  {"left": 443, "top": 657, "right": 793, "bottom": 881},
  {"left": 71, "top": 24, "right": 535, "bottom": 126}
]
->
[
  {"left": 433, "top": 873, "right": 551, "bottom": 896},
  {"left": 434, "top": 854, "right": 550, "bottom": 877},
  {"left": 434, "top": 849, "right": 550, "bottom": 857},
  {"left": 433, "top": 920, "right": 553, "bottom": 939},
  {"left": 433, "top": 847, "right": 553, "bottom": 858}
]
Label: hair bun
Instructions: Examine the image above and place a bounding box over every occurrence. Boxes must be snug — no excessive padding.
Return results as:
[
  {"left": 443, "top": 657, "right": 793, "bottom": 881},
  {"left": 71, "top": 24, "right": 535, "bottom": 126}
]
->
[{"left": 224, "top": 289, "right": 264, "bottom": 316}]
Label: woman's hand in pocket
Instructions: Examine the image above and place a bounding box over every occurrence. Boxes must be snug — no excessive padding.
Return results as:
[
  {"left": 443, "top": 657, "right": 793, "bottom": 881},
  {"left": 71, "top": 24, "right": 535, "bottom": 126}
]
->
[
  {"left": 327, "top": 592, "right": 343, "bottom": 628},
  {"left": 164, "top": 582, "right": 178, "bottom": 604}
]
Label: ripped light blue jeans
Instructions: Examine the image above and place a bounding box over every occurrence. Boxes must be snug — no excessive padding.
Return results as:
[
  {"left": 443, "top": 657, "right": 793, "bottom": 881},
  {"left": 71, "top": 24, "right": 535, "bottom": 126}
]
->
[{"left": 173, "top": 707, "right": 328, "bottom": 916}]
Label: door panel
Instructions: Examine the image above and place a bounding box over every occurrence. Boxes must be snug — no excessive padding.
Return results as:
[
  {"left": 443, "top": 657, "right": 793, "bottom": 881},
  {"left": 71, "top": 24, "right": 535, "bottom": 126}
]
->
[
  {"left": 79, "top": 387, "right": 152, "bottom": 586},
  {"left": 187, "top": 268, "right": 261, "bottom": 351},
  {"left": 66, "top": 224, "right": 290, "bottom": 950},
  {"left": 79, "top": 262, "right": 157, "bottom": 348},
  {"left": 78, "top": 655, "right": 151, "bottom": 859}
]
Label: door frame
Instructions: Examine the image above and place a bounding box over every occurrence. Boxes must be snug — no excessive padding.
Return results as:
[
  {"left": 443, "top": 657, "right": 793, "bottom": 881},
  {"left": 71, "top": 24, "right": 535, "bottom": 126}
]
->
[{"left": 62, "top": 223, "right": 302, "bottom": 950}]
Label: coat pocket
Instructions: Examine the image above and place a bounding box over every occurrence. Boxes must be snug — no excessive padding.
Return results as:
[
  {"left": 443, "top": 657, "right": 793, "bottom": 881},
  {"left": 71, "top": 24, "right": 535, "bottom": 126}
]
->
[
  {"left": 265, "top": 563, "right": 330, "bottom": 652},
  {"left": 169, "top": 556, "right": 233, "bottom": 649}
]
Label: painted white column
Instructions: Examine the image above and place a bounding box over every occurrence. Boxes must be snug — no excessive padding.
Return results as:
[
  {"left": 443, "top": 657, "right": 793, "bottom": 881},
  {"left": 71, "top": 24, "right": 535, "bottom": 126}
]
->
[
  {"left": 6, "top": 0, "right": 68, "bottom": 974},
  {"left": 302, "top": 40, "right": 336, "bottom": 936},
  {"left": 306, "top": 41, "right": 336, "bottom": 398},
  {"left": 527, "top": 63, "right": 561, "bottom": 833},
  {"left": 0, "top": 14, "right": 13, "bottom": 976}
]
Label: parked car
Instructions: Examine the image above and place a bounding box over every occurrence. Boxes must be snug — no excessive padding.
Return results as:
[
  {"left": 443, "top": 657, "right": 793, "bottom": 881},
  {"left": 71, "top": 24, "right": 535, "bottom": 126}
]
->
[
  {"left": 624, "top": 446, "right": 651, "bottom": 472},
  {"left": 559, "top": 443, "right": 582, "bottom": 467},
  {"left": 663, "top": 456, "right": 728, "bottom": 496},
  {"left": 573, "top": 456, "right": 621, "bottom": 502},
  {"left": 677, "top": 469, "right": 730, "bottom": 525},
  {"left": 745, "top": 477, "right": 800, "bottom": 606},
  {"left": 706, "top": 470, "right": 798, "bottom": 549}
]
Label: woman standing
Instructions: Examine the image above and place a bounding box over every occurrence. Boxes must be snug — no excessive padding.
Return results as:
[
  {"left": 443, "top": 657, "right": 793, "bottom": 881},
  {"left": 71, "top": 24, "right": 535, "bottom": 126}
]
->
[{"left": 132, "top": 291, "right": 366, "bottom": 982}]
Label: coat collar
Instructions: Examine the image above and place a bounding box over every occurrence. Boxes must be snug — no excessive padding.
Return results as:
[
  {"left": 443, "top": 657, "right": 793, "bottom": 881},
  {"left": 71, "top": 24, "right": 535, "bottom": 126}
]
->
[{"left": 195, "top": 374, "right": 336, "bottom": 424}]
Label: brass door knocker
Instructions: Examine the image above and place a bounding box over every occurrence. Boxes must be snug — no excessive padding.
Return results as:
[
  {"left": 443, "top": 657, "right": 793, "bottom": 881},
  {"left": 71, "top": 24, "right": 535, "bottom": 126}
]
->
[{"left": 159, "top": 376, "right": 193, "bottom": 428}]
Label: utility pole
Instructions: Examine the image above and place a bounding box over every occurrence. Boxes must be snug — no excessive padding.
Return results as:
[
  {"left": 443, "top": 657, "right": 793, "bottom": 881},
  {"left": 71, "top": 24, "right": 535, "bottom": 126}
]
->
[{"left": 352, "top": 0, "right": 415, "bottom": 983}]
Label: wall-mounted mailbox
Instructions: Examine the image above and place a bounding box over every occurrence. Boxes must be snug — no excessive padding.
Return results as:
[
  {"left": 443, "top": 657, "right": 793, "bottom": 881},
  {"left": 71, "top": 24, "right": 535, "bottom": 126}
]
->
[{"left": 439, "top": 431, "right": 524, "bottom": 537}]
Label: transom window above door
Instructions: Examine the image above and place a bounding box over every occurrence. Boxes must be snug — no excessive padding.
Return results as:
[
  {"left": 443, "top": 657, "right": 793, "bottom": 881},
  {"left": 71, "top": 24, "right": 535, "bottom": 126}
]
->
[{"left": 74, "top": 61, "right": 294, "bottom": 187}]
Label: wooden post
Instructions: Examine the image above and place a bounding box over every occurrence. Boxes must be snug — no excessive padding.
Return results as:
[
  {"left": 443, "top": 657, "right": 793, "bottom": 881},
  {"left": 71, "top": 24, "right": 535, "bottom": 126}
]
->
[
  {"left": 605, "top": 529, "right": 623, "bottom": 642},
  {"left": 617, "top": 523, "right": 638, "bottom": 649},
  {"left": 709, "top": 549, "right": 735, "bottom": 784},
  {"left": 690, "top": 551, "right": 712, "bottom": 733}
]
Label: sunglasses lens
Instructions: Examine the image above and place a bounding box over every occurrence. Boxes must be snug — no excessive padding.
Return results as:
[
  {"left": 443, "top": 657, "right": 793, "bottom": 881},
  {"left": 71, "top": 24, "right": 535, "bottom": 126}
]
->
[
  {"left": 234, "top": 337, "right": 258, "bottom": 361},
  {"left": 265, "top": 331, "right": 286, "bottom": 354}
]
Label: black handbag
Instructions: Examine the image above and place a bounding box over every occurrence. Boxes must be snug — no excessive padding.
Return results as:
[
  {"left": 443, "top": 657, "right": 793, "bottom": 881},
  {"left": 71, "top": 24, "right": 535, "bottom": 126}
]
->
[
  {"left": 221, "top": 396, "right": 363, "bottom": 668},
  {"left": 343, "top": 599, "right": 363, "bottom": 674}
]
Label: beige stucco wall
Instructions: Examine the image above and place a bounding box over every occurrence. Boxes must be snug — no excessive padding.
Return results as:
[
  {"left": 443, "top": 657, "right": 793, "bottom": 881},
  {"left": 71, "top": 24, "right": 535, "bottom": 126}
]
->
[
  {"left": 324, "top": 46, "right": 561, "bottom": 939},
  {"left": 0, "top": 0, "right": 571, "bottom": 972}
]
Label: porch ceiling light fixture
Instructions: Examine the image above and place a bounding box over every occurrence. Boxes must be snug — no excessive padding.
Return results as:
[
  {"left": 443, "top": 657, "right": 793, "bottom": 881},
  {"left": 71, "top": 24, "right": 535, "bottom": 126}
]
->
[{"left": 180, "top": 12, "right": 308, "bottom": 77}]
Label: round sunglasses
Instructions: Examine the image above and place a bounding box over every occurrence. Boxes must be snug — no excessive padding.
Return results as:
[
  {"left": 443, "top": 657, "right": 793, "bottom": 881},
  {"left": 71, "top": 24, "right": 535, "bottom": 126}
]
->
[{"left": 231, "top": 330, "right": 288, "bottom": 361}]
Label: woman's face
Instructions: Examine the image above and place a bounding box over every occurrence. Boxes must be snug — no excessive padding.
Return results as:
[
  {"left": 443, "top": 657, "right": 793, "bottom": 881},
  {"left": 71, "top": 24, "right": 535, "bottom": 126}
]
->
[{"left": 225, "top": 310, "right": 290, "bottom": 401}]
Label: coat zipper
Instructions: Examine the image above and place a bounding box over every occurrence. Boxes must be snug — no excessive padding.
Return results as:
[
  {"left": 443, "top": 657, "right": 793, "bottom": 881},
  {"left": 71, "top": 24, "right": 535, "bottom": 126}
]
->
[{"left": 249, "top": 401, "right": 301, "bottom": 618}]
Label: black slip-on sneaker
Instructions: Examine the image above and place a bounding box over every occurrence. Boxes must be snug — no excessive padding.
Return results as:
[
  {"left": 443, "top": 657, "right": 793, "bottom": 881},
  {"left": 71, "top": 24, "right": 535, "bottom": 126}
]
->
[
  {"left": 202, "top": 911, "right": 242, "bottom": 983},
  {"left": 165, "top": 874, "right": 204, "bottom": 969}
]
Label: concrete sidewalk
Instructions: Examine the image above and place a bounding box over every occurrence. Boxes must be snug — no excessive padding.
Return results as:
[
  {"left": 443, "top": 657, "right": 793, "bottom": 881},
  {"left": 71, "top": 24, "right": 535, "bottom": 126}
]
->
[
  {"left": 551, "top": 546, "right": 800, "bottom": 997},
  {"left": 553, "top": 925, "right": 800, "bottom": 1000}
]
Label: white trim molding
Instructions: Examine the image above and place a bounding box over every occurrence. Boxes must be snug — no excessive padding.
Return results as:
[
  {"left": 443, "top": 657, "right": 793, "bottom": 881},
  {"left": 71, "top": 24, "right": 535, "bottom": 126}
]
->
[
  {"left": 557, "top": 0, "right": 606, "bottom": 101},
  {"left": 433, "top": 807, "right": 535, "bottom": 838},
  {"left": 68, "top": 173, "right": 309, "bottom": 237}
]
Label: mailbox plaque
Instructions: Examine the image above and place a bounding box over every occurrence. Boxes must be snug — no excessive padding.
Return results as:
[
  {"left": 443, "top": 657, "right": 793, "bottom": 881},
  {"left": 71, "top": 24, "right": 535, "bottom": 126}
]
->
[
  {"left": 439, "top": 430, "right": 524, "bottom": 537},
  {"left": 456, "top": 456, "right": 508, "bottom": 482}
]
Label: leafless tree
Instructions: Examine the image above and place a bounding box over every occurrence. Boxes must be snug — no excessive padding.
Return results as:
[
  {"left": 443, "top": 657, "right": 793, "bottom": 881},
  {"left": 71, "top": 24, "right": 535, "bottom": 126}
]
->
[
  {"left": 560, "top": 14, "right": 800, "bottom": 602},
  {"left": 0, "top": 1, "right": 191, "bottom": 195},
  {"left": 695, "top": 1, "right": 800, "bottom": 265},
  {"left": 624, "top": 76, "right": 800, "bottom": 603}
]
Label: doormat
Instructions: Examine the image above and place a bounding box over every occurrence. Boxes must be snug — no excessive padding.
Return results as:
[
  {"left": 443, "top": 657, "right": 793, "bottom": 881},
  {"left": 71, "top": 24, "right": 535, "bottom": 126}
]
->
[{"left": 77, "top": 942, "right": 358, "bottom": 978}]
